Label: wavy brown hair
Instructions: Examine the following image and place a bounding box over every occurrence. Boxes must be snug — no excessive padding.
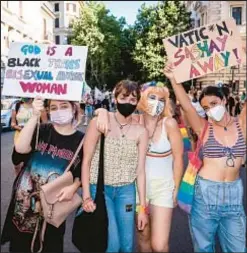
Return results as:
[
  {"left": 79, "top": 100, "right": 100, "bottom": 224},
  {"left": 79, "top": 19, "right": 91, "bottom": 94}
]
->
[{"left": 114, "top": 80, "right": 141, "bottom": 102}]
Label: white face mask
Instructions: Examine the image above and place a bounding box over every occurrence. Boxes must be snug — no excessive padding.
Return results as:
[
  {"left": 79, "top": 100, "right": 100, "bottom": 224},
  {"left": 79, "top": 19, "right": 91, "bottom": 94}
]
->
[
  {"left": 147, "top": 99, "right": 165, "bottom": 116},
  {"left": 206, "top": 105, "right": 226, "bottom": 122},
  {"left": 50, "top": 109, "right": 74, "bottom": 125}
]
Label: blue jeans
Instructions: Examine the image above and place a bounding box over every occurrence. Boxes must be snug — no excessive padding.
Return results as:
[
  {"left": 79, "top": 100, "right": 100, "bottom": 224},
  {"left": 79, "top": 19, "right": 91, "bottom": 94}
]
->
[
  {"left": 90, "top": 183, "right": 136, "bottom": 252},
  {"left": 189, "top": 175, "right": 246, "bottom": 252}
]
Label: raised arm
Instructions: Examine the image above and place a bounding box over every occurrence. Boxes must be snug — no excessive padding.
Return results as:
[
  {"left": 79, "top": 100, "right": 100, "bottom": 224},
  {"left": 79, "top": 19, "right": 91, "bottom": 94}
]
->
[
  {"left": 81, "top": 118, "right": 101, "bottom": 212},
  {"left": 15, "top": 97, "right": 44, "bottom": 154},
  {"left": 165, "top": 117, "right": 184, "bottom": 205},
  {"left": 164, "top": 63, "right": 206, "bottom": 135}
]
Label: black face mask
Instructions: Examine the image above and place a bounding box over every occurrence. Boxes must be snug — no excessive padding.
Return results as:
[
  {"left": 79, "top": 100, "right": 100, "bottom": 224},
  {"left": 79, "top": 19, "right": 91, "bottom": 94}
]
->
[{"left": 117, "top": 102, "right": 137, "bottom": 117}]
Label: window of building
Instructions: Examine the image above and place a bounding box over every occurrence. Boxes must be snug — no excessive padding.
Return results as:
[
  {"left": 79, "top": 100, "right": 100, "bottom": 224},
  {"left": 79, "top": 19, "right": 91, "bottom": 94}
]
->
[
  {"left": 55, "top": 18, "right": 59, "bottom": 28},
  {"left": 54, "top": 3, "right": 59, "bottom": 12},
  {"left": 231, "top": 7, "right": 242, "bottom": 25},
  {"left": 197, "top": 19, "right": 200, "bottom": 27},
  {"left": 55, "top": 35, "right": 60, "bottom": 44},
  {"left": 66, "top": 3, "right": 76, "bottom": 12},
  {"left": 190, "top": 18, "right": 195, "bottom": 28}
]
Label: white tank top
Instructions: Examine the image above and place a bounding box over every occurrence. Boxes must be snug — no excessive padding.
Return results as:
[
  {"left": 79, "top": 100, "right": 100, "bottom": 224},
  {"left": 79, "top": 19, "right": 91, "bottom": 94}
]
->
[{"left": 145, "top": 117, "right": 173, "bottom": 180}]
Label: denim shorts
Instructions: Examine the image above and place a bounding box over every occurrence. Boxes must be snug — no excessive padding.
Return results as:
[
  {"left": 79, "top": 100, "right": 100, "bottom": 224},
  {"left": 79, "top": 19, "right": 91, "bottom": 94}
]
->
[{"left": 189, "top": 175, "right": 246, "bottom": 252}]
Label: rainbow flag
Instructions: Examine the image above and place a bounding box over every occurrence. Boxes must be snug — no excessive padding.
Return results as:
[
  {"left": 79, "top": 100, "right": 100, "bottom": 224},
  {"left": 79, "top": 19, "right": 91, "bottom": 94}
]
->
[
  {"left": 180, "top": 127, "right": 191, "bottom": 152},
  {"left": 178, "top": 123, "right": 207, "bottom": 214},
  {"left": 177, "top": 151, "right": 202, "bottom": 214}
]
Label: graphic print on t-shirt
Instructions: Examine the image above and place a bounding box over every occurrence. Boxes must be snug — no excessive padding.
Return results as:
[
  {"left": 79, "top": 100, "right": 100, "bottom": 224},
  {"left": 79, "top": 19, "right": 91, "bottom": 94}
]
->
[{"left": 12, "top": 142, "right": 76, "bottom": 234}]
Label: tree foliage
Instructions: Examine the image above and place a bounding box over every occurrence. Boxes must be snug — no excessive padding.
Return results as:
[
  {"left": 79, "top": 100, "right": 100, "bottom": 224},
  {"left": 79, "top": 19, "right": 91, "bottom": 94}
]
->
[
  {"left": 70, "top": 1, "right": 138, "bottom": 90},
  {"left": 133, "top": 1, "right": 191, "bottom": 82},
  {"left": 70, "top": 1, "right": 191, "bottom": 89}
]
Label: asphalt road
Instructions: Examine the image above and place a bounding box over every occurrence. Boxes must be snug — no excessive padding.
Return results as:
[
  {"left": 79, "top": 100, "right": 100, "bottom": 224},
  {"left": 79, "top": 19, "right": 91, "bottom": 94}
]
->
[{"left": 1, "top": 129, "right": 246, "bottom": 252}]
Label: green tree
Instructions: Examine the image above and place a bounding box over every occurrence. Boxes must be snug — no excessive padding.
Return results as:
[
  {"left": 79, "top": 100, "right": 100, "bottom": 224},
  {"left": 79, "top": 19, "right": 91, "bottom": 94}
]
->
[
  {"left": 70, "top": 2, "right": 139, "bottom": 90},
  {"left": 71, "top": 2, "right": 121, "bottom": 89},
  {"left": 133, "top": 1, "right": 191, "bottom": 82}
]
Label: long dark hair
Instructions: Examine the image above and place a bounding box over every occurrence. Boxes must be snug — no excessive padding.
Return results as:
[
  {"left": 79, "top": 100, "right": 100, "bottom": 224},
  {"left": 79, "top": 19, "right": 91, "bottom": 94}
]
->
[{"left": 199, "top": 86, "right": 224, "bottom": 104}]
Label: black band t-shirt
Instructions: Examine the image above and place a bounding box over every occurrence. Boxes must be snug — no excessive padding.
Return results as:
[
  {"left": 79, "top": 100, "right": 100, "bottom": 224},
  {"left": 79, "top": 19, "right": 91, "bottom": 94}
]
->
[{"left": 1, "top": 123, "right": 84, "bottom": 245}]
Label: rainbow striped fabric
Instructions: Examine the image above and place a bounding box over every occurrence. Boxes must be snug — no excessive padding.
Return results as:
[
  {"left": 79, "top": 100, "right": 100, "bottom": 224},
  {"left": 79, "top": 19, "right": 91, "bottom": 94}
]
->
[
  {"left": 177, "top": 152, "right": 202, "bottom": 214},
  {"left": 180, "top": 127, "right": 191, "bottom": 152},
  {"left": 177, "top": 123, "right": 208, "bottom": 214}
]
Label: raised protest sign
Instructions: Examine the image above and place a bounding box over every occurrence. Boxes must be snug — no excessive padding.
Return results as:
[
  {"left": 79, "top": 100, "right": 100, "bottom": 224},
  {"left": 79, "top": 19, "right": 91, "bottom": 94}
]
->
[
  {"left": 2, "top": 42, "right": 88, "bottom": 101},
  {"left": 163, "top": 18, "right": 245, "bottom": 83}
]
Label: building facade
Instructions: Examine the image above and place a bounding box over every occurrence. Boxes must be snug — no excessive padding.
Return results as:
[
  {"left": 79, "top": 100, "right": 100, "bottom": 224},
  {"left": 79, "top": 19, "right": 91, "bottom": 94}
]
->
[
  {"left": 1, "top": 1, "right": 55, "bottom": 88},
  {"left": 184, "top": 1, "right": 247, "bottom": 93},
  {"left": 50, "top": 1, "right": 83, "bottom": 45}
]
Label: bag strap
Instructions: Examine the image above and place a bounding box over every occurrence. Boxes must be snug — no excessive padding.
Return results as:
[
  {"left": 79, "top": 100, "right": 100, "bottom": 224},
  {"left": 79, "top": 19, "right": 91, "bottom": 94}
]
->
[
  {"left": 31, "top": 219, "right": 47, "bottom": 253},
  {"left": 64, "top": 137, "right": 84, "bottom": 174},
  {"left": 195, "top": 122, "right": 208, "bottom": 157},
  {"left": 96, "top": 134, "right": 105, "bottom": 194},
  {"left": 35, "top": 116, "right": 41, "bottom": 150}
]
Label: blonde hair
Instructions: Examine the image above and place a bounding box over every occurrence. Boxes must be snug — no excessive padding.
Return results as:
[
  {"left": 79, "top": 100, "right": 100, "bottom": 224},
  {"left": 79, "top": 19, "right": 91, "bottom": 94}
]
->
[{"left": 137, "top": 85, "right": 172, "bottom": 118}]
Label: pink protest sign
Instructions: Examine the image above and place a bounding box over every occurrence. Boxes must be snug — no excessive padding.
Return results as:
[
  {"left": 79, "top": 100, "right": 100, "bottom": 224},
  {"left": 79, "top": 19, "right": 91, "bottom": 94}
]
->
[
  {"left": 163, "top": 18, "right": 245, "bottom": 83},
  {"left": 2, "top": 42, "right": 88, "bottom": 101}
]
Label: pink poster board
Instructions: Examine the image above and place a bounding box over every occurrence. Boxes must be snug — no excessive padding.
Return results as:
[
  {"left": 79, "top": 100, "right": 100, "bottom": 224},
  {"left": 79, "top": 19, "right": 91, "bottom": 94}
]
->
[{"left": 163, "top": 18, "right": 245, "bottom": 83}]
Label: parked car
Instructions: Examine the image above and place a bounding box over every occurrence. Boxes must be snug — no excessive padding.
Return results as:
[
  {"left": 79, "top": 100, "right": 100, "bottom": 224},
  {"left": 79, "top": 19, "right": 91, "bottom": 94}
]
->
[{"left": 1, "top": 99, "right": 20, "bottom": 129}]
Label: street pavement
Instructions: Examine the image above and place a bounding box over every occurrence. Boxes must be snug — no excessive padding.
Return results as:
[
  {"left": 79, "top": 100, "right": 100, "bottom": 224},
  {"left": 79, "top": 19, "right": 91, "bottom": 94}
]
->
[{"left": 1, "top": 128, "right": 246, "bottom": 252}]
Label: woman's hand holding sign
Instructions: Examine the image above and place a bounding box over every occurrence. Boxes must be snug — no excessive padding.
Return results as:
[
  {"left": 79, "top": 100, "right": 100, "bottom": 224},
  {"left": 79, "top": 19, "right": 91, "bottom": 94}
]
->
[
  {"left": 164, "top": 61, "right": 176, "bottom": 81},
  {"left": 32, "top": 96, "right": 45, "bottom": 117}
]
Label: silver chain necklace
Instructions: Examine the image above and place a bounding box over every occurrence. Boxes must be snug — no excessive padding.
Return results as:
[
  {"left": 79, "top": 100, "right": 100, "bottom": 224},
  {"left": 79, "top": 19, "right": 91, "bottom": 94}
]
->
[{"left": 114, "top": 113, "right": 132, "bottom": 138}]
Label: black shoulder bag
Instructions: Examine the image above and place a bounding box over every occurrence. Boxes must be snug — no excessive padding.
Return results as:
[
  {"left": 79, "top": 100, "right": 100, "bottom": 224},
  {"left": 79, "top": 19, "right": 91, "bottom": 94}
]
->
[{"left": 72, "top": 134, "right": 108, "bottom": 252}]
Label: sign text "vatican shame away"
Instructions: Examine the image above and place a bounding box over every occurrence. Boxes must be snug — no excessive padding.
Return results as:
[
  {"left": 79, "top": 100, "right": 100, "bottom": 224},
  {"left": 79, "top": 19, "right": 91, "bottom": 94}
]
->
[{"left": 163, "top": 18, "right": 245, "bottom": 83}]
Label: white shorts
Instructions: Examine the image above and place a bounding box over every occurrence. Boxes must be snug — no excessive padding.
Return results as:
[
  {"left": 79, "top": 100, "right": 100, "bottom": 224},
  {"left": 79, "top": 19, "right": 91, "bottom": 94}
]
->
[{"left": 136, "top": 178, "right": 175, "bottom": 208}]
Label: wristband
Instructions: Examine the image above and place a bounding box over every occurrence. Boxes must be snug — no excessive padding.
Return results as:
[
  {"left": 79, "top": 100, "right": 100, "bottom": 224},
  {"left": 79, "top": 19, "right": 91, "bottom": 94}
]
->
[{"left": 136, "top": 205, "right": 149, "bottom": 214}]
